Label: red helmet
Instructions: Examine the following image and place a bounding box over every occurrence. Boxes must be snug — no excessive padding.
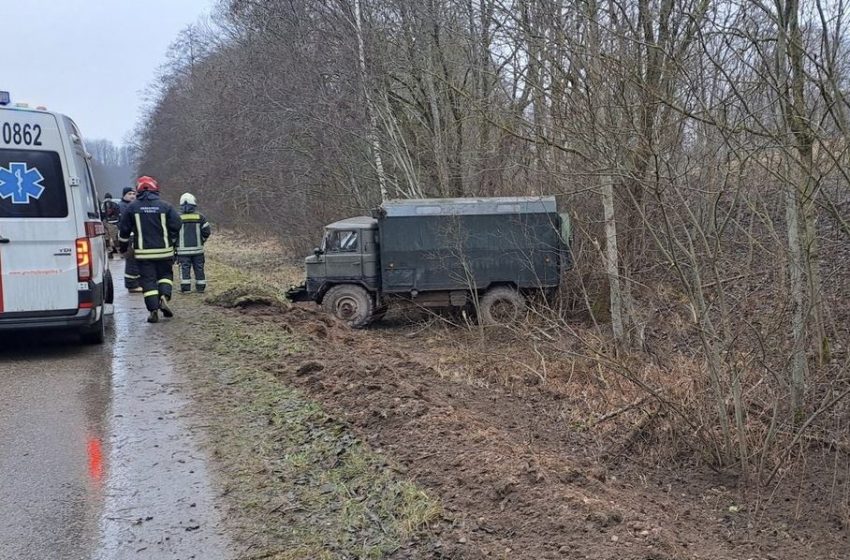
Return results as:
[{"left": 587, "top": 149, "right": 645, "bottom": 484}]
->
[{"left": 136, "top": 176, "right": 160, "bottom": 193}]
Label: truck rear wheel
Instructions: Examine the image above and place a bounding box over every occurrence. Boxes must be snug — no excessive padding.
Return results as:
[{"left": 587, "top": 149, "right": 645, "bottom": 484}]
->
[
  {"left": 479, "top": 287, "right": 526, "bottom": 326},
  {"left": 322, "top": 285, "right": 375, "bottom": 328}
]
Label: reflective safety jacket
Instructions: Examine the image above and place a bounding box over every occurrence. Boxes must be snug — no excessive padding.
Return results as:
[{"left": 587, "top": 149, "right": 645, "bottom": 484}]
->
[
  {"left": 177, "top": 209, "right": 211, "bottom": 256},
  {"left": 118, "top": 192, "right": 182, "bottom": 260}
]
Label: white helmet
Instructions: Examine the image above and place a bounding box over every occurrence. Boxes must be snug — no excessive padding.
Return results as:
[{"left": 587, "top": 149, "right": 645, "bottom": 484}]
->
[{"left": 179, "top": 192, "right": 197, "bottom": 206}]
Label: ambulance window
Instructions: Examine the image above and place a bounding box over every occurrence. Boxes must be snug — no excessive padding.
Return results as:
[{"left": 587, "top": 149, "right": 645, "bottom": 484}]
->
[
  {"left": 0, "top": 149, "right": 68, "bottom": 218},
  {"left": 79, "top": 157, "right": 100, "bottom": 219}
]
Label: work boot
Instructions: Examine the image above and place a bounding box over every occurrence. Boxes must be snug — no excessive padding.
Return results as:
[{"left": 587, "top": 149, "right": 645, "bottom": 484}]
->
[
  {"left": 160, "top": 297, "right": 174, "bottom": 318},
  {"left": 147, "top": 310, "right": 159, "bottom": 323}
]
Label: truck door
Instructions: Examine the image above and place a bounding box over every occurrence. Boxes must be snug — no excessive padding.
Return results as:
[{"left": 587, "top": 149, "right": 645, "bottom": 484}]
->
[
  {"left": 324, "top": 229, "right": 363, "bottom": 281},
  {"left": 0, "top": 112, "right": 79, "bottom": 314}
]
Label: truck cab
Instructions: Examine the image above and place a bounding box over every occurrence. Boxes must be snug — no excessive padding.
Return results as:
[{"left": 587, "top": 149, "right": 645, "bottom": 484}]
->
[{"left": 302, "top": 217, "right": 379, "bottom": 302}]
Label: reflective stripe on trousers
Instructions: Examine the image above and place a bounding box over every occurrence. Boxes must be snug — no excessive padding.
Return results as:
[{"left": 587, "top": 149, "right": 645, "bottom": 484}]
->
[
  {"left": 138, "top": 259, "right": 174, "bottom": 312},
  {"left": 124, "top": 249, "right": 140, "bottom": 289},
  {"left": 178, "top": 254, "right": 206, "bottom": 292}
]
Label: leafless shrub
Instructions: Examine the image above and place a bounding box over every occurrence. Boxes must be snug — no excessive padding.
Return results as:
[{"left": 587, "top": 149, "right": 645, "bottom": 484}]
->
[{"left": 135, "top": 0, "right": 850, "bottom": 499}]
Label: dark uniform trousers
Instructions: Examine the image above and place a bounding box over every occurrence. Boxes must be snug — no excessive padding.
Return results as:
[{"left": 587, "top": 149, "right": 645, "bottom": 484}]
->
[
  {"left": 179, "top": 254, "right": 206, "bottom": 292},
  {"left": 139, "top": 258, "right": 174, "bottom": 311},
  {"left": 124, "top": 246, "right": 141, "bottom": 290}
]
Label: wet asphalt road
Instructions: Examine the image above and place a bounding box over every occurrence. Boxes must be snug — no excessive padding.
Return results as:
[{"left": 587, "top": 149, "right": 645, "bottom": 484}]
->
[{"left": 0, "top": 262, "right": 233, "bottom": 560}]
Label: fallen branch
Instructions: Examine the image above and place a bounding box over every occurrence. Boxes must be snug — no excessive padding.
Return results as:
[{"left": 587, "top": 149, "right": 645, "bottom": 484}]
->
[
  {"left": 701, "top": 270, "right": 767, "bottom": 290},
  {"left": 591, "top": 396, "right": 651, "bottom": 427}
]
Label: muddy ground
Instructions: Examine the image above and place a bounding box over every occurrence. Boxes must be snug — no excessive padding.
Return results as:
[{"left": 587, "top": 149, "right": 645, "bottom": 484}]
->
[
  {"left": 226, "top": 305, "right": 849, "bottom": 559},
  {"left": 167, "top": 238, "right": 849, "bottom": 559}
]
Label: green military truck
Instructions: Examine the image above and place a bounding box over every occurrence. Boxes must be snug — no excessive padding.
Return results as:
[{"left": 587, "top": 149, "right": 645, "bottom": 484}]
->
[{"left": 286, "top": 196, "right": 571, "bottom": 327}]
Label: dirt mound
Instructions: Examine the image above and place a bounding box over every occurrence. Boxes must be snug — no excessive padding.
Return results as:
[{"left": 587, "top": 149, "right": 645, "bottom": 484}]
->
[
  {"left": 238, "top": 301, "right": 357, "bottom": 342},
  {"left": 222, "top": 302, "right": 849, "bottom": 559},
  {"left": 204, "top": 285, "right": 287, "bottom": 309}
]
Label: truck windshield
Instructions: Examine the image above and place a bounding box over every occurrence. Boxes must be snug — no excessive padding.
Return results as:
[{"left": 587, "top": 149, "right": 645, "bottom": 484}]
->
[{"left": 325, "top": 230, "right": 359, "bottom": 252}]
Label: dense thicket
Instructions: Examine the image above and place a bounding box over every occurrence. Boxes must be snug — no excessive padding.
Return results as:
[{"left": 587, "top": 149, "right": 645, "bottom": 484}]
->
[{"left": 136, "top": 0, "right": 850, "bottom": 480}]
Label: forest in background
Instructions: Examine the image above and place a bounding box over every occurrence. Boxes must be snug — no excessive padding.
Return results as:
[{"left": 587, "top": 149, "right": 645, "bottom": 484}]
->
[
  {"left": 134, "top": 0, "right": 850, "bottom": 487},
  {"left": 88, "top": 139, "right": 135, "bottom": 196}
]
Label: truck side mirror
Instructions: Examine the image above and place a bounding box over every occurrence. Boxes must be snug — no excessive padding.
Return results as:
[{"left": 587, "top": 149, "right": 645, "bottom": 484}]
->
[{"left": 313, "top": 247, "right": 324, "bottom": 257}]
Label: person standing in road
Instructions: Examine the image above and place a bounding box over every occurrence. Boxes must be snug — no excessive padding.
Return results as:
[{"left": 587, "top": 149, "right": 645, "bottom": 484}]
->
[
  {"left": 100, "top": 192, "right": 121, "bottom": 258},
  {"left": 176, "top": 193, "right": 212, "bottom": 293},
  {"left": 118, "top": 187, "right": 142, "bottom": 292},
  {"left": 118, "top": 176, "right": 182, "bottom": 323}
]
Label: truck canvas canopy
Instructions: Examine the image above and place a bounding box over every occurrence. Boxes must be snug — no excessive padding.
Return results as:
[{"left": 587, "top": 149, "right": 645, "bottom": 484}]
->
[
  {"left": 378, "top": 196, "right": 564, "bottom": 293},
  {"left": 287, "top": 195, "right": 571, "bottom": 328}
]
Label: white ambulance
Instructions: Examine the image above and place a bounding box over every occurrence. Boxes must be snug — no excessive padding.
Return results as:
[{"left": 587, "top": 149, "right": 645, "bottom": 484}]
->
[{"left": 0, "top": 92, "right": 113, "bottom": 343}]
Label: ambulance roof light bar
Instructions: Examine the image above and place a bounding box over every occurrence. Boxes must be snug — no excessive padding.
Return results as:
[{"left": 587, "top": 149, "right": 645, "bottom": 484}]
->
[{"left": 0, "top": 91, "right": 10, "bottom": 106}]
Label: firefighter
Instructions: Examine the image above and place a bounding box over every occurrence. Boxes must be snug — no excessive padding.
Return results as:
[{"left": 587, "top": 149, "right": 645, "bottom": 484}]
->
[
  {"left": 118, "top": 187, "right": 142, "bottom": 292},
  {"left": 118, "top": 176, "right": 182, "bottom": 323},
  {"left": 176, "top": 192, "right": 212, "bottom": 293}
]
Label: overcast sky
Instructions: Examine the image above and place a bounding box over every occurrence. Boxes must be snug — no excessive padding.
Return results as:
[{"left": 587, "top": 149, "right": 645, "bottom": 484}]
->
[{"left": 2, "top": 0, "right": 213, "bottom": 145}]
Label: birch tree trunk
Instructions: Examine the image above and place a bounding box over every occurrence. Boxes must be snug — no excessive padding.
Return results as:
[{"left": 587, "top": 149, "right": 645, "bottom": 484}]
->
[
  {"left": 586, "top": 0, "right": 626, "bottom": 351},
  {"left": 354, "top": 0, "right": 389, "bottom": 201},
  {"left": 602, "top": 175, "right": 626, "bottom": 348}
]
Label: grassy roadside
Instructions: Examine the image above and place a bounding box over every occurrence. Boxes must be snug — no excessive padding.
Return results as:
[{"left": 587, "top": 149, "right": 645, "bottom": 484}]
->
[
  {"left": 158, "top": 235, "right": 850, "bottom": 560},
  {"left": 161, "top": 238, "right": 440, "bottom": 559}
]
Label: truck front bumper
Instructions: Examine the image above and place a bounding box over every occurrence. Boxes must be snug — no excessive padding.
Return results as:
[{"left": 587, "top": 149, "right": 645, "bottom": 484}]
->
[{"left": 285, "top": 284, "right": 313, "bottom": 303}]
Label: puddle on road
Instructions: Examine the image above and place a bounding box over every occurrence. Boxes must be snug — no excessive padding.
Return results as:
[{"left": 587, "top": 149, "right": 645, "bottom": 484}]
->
[{"left": 95, "top": 267, "right": 234, "bottom": 559}]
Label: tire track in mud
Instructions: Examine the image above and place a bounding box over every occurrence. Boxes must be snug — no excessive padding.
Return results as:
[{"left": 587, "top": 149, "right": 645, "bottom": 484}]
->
[{"left": 230, "top": 303, "right": 848, "bottom": 560}]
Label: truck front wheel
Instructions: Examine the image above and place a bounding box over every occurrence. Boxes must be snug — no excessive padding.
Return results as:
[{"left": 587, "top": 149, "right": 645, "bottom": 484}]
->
[
  {"left": 479, "top": 287, "right": 526, "bottom": 326},
  {"left": 322, "top": 285, "right": 375, "bottom": 328}
]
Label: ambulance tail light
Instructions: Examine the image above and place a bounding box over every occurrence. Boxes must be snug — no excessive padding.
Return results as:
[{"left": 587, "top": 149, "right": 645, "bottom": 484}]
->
[{"left": 76, "top": 238, "right": 92, "bottom": 282}]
